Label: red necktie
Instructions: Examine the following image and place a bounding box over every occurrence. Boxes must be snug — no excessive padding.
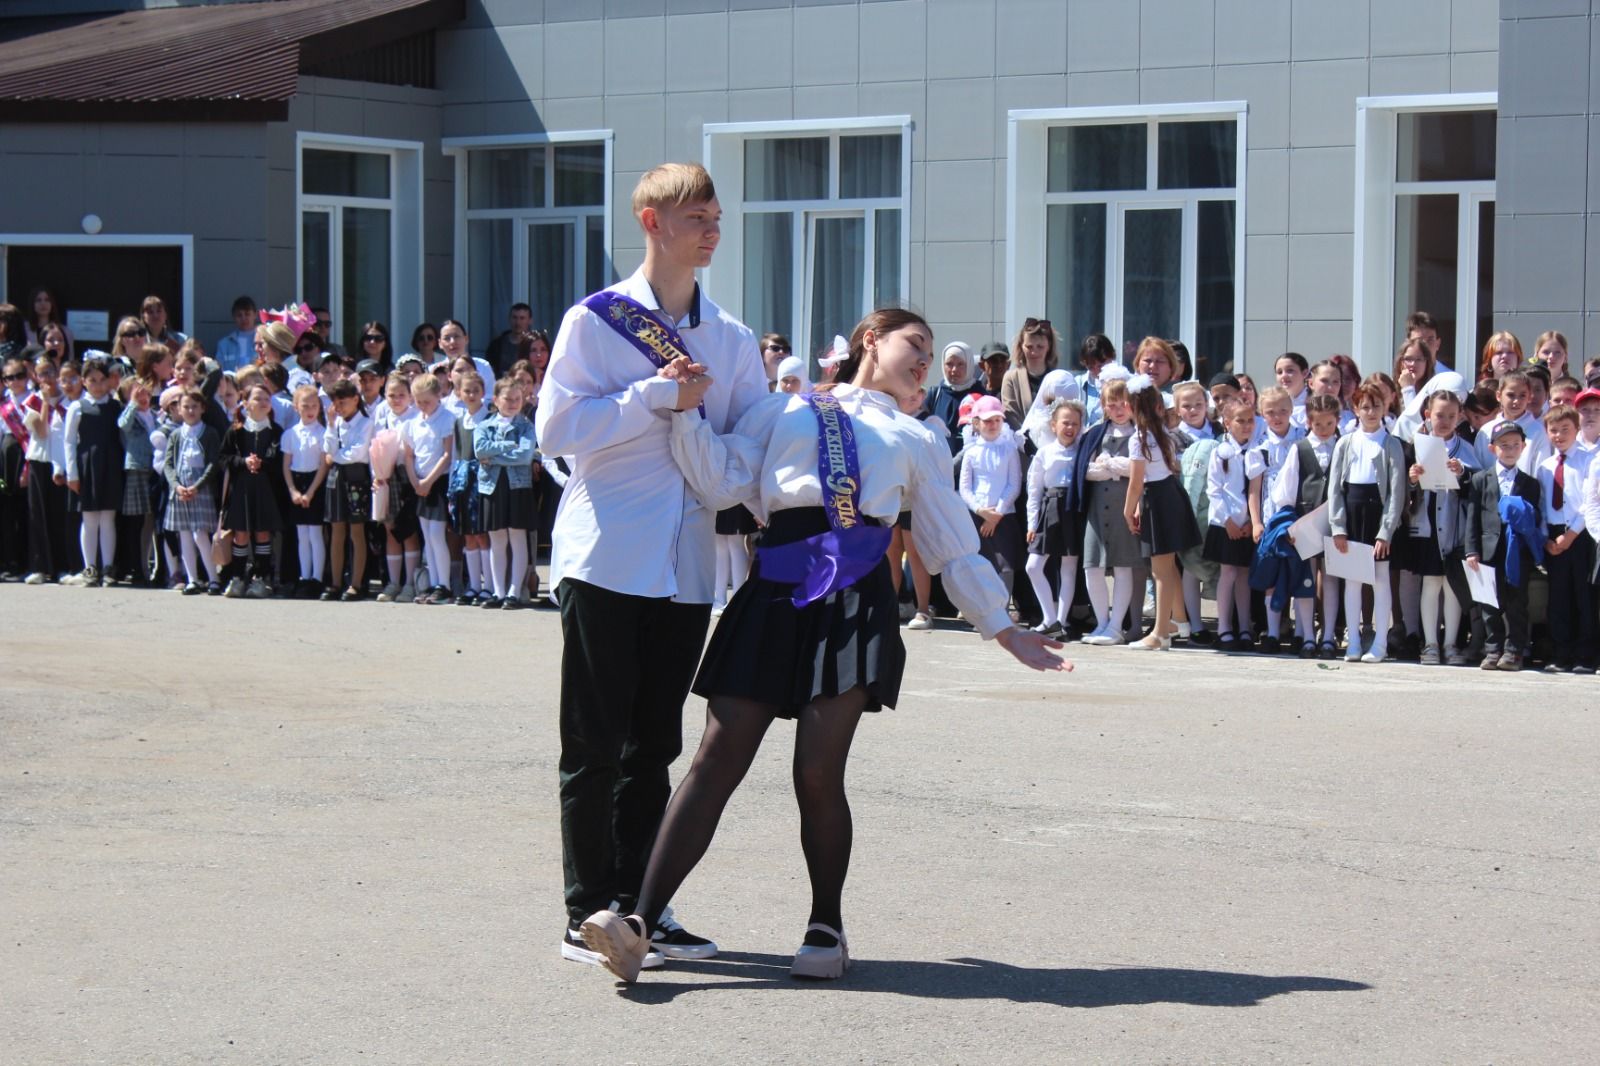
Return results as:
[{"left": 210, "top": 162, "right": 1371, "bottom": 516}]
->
[{"left": 1553, "top": 453, "right": 1565, "bottom": 512}]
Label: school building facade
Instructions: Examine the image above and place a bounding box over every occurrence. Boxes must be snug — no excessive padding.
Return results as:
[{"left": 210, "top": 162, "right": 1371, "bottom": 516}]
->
[{"left": 0, "top": 0, "right": 1595, "bottom": 382}]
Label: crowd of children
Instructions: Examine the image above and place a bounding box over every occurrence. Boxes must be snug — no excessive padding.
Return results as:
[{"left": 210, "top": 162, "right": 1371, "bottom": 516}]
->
[
  {"left": 0, "top": 304, "right": 564, "bottom": 609},
  {"left": 911, "top": 322, "right": 1600, "bottom": 674}
]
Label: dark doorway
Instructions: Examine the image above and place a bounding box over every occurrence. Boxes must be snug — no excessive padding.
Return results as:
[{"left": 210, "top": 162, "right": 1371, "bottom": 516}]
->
[{"left": 4, "top": 244, "right": 184, "bottom": 347}]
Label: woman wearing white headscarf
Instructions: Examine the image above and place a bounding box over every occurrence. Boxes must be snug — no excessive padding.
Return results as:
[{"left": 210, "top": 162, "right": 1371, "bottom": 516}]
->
[{"left": 927, "top": 341, "right": 983, "bottom": 454}]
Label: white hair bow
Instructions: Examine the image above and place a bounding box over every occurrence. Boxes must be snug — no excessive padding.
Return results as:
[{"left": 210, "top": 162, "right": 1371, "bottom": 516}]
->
[
  {"left": 1126, "top": 373, "right": 1154, "bottom": 395},
  {"left": 817, "top": 335, "right": 851, "bottom": 367}
]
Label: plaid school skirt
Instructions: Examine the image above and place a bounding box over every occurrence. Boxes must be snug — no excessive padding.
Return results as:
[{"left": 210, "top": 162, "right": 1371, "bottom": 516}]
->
[
  {"left": 164, "top": 481, "right": 217, "bottom": 532},
  {"left": 121, "top": 468, "right": 155, "bottom": 516}
]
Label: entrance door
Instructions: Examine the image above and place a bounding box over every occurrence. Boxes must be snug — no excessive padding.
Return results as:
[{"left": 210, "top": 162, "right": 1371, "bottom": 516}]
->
[
  {"left": 1114, "top": 203, "right": 1185, "bottom": 361},
  {"left": 4, "top": 244, "right": 184, "bottom": 348}
]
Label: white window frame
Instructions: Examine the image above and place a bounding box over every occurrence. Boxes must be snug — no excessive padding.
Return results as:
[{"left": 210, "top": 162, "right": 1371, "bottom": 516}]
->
[
  {"left": 1006, "top": 102, "right": 1248, "bottom": 371},
  {"left": 296, "top": 132, "right": 423, "bottom": 348},
  {"left": 441, "top": 130, "right": 615, "bottom": 338},
  {"left": 0, "top": 233, "right": 195, "bottom": 339},
  {"left": 1353, "top": 93, "right": 1497, "bottom": 375},
  {"left": 703, "top": 116, "right": 912, "bottom": 364}
]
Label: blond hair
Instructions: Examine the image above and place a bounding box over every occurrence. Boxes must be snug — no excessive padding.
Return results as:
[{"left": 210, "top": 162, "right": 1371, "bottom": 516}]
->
[
  {"left": 631, "top": 163, "right": 717, "bottom": 217},
  {"left": 410, "top": 372, "right": 442, "bottom": 397}
]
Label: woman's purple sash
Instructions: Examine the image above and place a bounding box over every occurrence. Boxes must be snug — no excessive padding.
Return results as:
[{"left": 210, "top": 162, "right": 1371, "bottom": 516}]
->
[{"left": 757, "top": 392, "right": 892, "bottom": 607}]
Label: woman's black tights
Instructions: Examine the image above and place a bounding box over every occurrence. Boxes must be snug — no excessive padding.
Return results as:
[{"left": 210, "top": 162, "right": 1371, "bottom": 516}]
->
[{"left": 635, "top": 688, "right": 867, "bottom": 936}]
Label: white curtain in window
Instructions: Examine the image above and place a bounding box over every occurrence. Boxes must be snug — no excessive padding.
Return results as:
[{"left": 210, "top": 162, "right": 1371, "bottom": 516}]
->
[
  {"left": 467, "top": 218, "right": 513, "bottom": 357},
  {"left": 809, "top": 216, "right": 864, "bottom": 371},
  {"left": 528, "top": 221, "right": 575, "bottom": 339},
  {"left": 744, "top": 212, "right": 793, "bottom": 339}
]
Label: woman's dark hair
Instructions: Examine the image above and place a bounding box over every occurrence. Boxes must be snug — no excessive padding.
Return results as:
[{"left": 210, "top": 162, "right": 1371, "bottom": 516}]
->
[
  {"left": 440, "top": 318, "right": 469, "bottom": 341},
  {"left": 361, "top": 321, "right": 394, "bottom": 368},
  {"left": 1078, "top": 333, "right": 1115, "bottom": 370},
  {"left": 1391, "top": 337, "right": 1435, "bottom": 390},
  {"left": 1010, "top": 318, "right": 1060, "bottom": 371},
  {"left": 27, "top": 286, "right": 60, "bottom": 331},
  {"left": 411, "top": 322, "right": 438, "bottom": 351},
  {"left": 1129, "top": 382, "right": 1176, "bottom": 472},
  {"left": 1275, "top": 351, "right": 1310, "bottom": 375},
  {"left": 826, "top": 307, "right": 933, "bottom": 387},
  {"left": 135, "top": 343, "right": 171, "bottom": 386},
  {"left": 1169, "top": 340, "right": 1193, "bottom": 382}
]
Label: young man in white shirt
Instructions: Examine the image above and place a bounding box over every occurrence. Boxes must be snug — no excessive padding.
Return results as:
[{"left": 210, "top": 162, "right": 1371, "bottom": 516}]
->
[{"left": 536, "top": 163, "right": 769, "bottom": 970}]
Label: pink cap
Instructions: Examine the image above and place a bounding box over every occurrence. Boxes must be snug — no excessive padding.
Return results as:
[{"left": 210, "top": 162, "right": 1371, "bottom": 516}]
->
[{"left": 970, "top": 395, "right": 1005, "bottom": 421}]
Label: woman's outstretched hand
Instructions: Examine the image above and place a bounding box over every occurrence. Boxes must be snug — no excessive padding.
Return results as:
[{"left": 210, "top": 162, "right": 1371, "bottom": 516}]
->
[{"left": 996, "top": 627, "right": 1073, "bottom": 672}]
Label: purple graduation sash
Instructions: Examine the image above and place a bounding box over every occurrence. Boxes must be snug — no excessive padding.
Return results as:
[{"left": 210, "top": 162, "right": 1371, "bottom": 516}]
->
[
  {"left": 582, "top": 289, "right": 704, "bottom": 417},
  {"left": 756, "top": 392, "right": 892, "bottom": 607}
]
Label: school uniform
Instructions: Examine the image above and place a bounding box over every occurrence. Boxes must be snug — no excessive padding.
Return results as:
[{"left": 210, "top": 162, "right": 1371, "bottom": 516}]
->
[
  {"left": 372, "top": 403, "right": 417, "bottom": 530},
  {"left": 162, "top": 422, "right": 222, "bottom": 533},
  {"left": 401, "top": 405, "right": 456, "bottom": 521},
  {"left": 323, "top": 410, "right": 373, "bottom": 524},
  {"left": 1026, "top": 437, "right": 1083, "bottom": 558},
  {"left": 474, "top": 410, "right": 538, "bottom": 531},
  {"left": 1328, "top": 428, "right": 1408, "bottom": 548},
  {"left": 221, "top": 418, "right": 284, "bottom": 533},
  {"left": 21, "top": 393, "right": 68, "bottom": 576},
  {"left": 1254, "top": 425, "right": 1307, "bottom": 514},
  {"left": 1076, "top": 421, "right": 1143, "bottom": 568},
  {"left": 1397, "top": 436, "right": 1477, "bottom": 578},
  {"left": 1203, "top": 438, "right": 1264, "bottom": 568},
  {"left": 1475, "top": 411, "right": 1551, "bottom": 477},
  {"left": 448, "top": 403, "right": 491, "bottom": 535},
  {"left": 1132, "top": 426, "right": 1202, "bottom": 555},
  {"left": 959, "top": 432, "right": 1025, "bottom": 593},
  {"left": 1467, "top": 462, "right": 1541, "bottom": 659},
  {"left": 117, "top": 404, "right": 158, "bottom": 517},
  {"left": 1537, "top": 445, "right": 1596, "bottom": 668},
  {"left": 281, "top": 420, "right": 328, "bottom": 525},
  {"left": 0, "top": 389, "right": 32, "bottom": 573},
  {"left": 63, "top": 394, "right": 125, "bottom": 513}
]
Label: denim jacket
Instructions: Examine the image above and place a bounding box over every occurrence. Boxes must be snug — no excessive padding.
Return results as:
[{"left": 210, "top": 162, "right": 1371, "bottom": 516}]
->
[
  {"left": 474, "top": 412, "right": 536, "bottom": 494},
  {"left": 118, "top": 403, "right": 157, "bottom": 471}
]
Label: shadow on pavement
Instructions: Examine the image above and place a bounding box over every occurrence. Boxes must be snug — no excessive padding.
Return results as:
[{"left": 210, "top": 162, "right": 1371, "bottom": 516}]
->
[{"left": 619, "top": 952, "right": 1372, "bottom": 1006}]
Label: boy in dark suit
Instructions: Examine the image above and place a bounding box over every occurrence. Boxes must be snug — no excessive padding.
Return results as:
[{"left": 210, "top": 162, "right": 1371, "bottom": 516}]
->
[{"left": 1466, "top": 421, "right": 1542, "bottom": 671}]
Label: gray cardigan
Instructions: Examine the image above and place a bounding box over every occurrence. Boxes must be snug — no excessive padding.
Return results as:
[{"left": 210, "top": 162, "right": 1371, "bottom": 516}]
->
[{"left": 1327, "top": 431, "right": 1409, "bottom": 543}]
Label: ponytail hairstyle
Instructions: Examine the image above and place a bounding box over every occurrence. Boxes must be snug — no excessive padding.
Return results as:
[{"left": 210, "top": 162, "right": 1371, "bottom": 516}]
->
[
  {"left": 1127, "top": 376, "right": 1176, "bottom": 471},
  {"left": 823, "top": 307, "right": 934, "bottom": 390}
]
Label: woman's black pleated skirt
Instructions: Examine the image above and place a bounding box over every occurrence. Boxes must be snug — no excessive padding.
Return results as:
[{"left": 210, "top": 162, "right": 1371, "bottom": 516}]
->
[
  {"left": 693, "top": 507, "right": 904, "bottom": 719},
  {"left": 1203, "top": 522, "right": 1256, "bottom": 567},
  {"left": 289, "top": 469, "right": 325, "bottom": 525},
  {"left": 1139, "top": 476, "right": 1202, "bottom": 555},
  {"left": 1028, "top": 487, "right": 1083, "bottom": 556},
  {"left": 715, "top": 503, "right": 760, "bottom": 536},
  {"left": 1342, "top": 482, "right": 1383, "bottom": 545},
  {"left": 325, "top": 462, "right": 372, "bottom": 524}
]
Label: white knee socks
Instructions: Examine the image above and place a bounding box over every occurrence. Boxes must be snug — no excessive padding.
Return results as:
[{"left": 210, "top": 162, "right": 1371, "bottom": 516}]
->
[
  {"left": 509, "top": 528, "right": 529, "bottom": 597},
  {"left": 465, "top": 546, "right": 482, "bottom": 595},
  {"left": 1344, "top": 562, "right": 1392, "bottom": 655},
  {"left": 488, "top": 530, "right": 509, "bottom": 598},
  {"left": 1025, "top": 554, "right": 1057, "bottom": 626},
  {"left": 419, "top": 519, "right": 449, "bottom": 591},
  {"left": 1109, "top": 566, "right": 1133, "bottom": 633},
  {"left": 79, "top": 510, "right": 116, "bottom": 570},
  {"left": 1420, "top": 574, "right": 1463, "bottom": 650},
  {"left": 297, "top": 525, "right": 325, "bottom": 582},
  {"left": 1084, "top": 566, "right": 1109, "bottom": 627},
  {"left": 1182, "top": 571, "right": 1204, "bottom": 633}
]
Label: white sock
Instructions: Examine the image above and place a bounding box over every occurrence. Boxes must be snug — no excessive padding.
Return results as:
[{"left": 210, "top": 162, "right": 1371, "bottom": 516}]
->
[
  {"left": 1024, "top": 554, "right": 1057, "bottom": 626},
  {"left": 1320, "top": 571, "right": 1341, "bottom": 644},
  {"left": 465, "top": 546, "right": 482, "bottom": 594},
  {"left": 1109, "top": 566, "right": 1133, "bottom": 633},
  {"left": 1294, "top": 598, "right": 1314, "bottom": 642},
  {"left": 488, "top": 530, "right": 508, "bottom": 598},
  {"left": 180, "top": 532, "right": 200, "bottom": 584},
  {"left": 191, "top": 530, "right": 217, "bottom": 583},
  {"left": 403, "top": 548, "right": 421, "bottom": 587},
  {"left": 509, "top": 528, "right": 530, "bottom": 596},
  {"left": 1216, "top": 565, "right": 1238, "bottom": 635},
  {"left": 1056, "top": 556, "right": 1079, "bottom": 624},
  {"left": 79, "top": 512, "right": 98, "bottom": 569},
  {"left": 386, "top": 552, "right": 402, "bottom": 588},
  {"left": 477, "top": 548, "right": 492, "bottom": 594},
  {"left": 1084, "top": 566, "right": 1109, "bottom": 627}
]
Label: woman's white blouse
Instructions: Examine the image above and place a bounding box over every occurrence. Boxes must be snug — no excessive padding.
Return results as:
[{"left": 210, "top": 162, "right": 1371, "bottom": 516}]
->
[
  {"left": 324, "top": 411, "right": 372, "bottom": 464},
  {"left": 669, "top": 385, "right": 1014, "bottom": 640},
  {"left": 1206, "top": 440, "right": 1264, "bottom": 526},
  {"left": 1025, "top": 439, "right": 1077, "bottom": 532},
  {"left": 1345, "top": 428, "right": 1389, "bottom": 485},
  {"left": 282, "top": 420, "right": 327, "bottom": 473}
]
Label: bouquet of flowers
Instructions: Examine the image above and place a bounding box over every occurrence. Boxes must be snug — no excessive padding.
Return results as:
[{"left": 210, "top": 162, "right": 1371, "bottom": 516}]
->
[{"left": 368, "top": 428, "right": 400, "bottom": 521}]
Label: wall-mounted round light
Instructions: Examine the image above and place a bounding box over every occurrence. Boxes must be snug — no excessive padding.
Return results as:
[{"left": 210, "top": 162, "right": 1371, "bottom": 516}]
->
[{"left": 81, "top": 214, "right": 103, "bottom": 235}]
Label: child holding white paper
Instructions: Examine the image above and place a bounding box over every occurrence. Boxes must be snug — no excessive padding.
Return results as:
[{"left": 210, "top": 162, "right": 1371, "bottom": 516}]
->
[
  {"left": 1203, "top": 399, "right": 1262, "bottom": 651},
  {"left": 1328, "top": 382, "right": 1408, "bottom": 663},
  {"left": 1467, "top": 421, "right": 1541, "bottom": 671},
  {"left": 1401, "top": 391, "right": 1478, "bottom": 665}
]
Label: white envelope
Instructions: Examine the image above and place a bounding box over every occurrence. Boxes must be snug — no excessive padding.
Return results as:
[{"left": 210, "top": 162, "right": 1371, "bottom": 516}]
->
[
  {"left": 1412, "top": 434, "right": 1459, "bottom": 492},
  {"left": 1464, "top": 561, "right": 1499, "bottom": 609},
  {"left": 1288, "top": 503, "right": 1331, "bottom": 561},
  {"left": 1323, "top": 539, "right": 1377, "bottom": 584}
]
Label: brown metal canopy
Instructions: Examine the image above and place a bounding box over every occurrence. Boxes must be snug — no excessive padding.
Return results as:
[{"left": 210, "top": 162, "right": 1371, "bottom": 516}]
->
[{"left": 0, "top": 0, "right": 464, "bottom": 121}]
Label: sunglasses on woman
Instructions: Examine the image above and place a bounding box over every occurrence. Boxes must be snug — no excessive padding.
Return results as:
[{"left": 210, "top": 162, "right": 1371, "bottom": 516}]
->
[{"left": 363, "top": 334, "right": 386, "bottom": 344}]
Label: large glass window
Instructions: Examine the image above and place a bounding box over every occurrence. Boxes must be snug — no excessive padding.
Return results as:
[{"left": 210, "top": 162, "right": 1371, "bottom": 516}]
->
[
  {"left": 462, "top": 141, "right": 608, "bottom": 353},
  {"left": 1041, "top": 116, "right": 1239, "bottom": 379},
  {"left": 1391, "top": 110, "right": 1496, "bottom": 363},
  {"left": 739, "top": 131, "right": 906, "bottom": 373},
  {"left": 300, "top": 147, "right": 393, "bottom": 352}
]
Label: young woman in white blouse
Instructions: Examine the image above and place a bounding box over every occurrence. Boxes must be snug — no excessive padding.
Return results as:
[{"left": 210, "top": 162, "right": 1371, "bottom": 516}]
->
[{"left": 579, "top": 308, "right": 1068, "bottom": 984}]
